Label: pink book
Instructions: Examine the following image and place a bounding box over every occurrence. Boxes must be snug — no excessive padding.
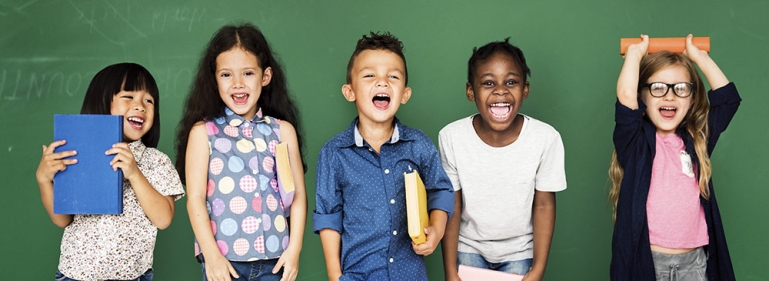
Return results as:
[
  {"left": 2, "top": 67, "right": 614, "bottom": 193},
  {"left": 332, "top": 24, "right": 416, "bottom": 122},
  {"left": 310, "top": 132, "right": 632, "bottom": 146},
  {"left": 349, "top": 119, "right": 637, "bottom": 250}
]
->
[{"left": 457, "top": 265, "right": 524, "bottom": 281}]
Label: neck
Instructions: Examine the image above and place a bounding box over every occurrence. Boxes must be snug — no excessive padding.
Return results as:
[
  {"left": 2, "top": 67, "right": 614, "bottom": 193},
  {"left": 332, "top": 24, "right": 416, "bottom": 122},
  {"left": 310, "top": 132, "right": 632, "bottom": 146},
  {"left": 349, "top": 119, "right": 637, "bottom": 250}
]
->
[
  {"left": 472, "top": 114, "right": 524, "bottom": 147},
  {"left": 357, "top": 119, "right": 395, "bottom": 153}
]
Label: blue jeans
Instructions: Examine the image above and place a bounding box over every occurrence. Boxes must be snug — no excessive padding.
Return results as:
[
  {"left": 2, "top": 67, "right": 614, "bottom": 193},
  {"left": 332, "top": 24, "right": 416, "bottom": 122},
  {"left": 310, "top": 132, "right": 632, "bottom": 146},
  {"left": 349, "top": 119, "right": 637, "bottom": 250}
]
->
[
  {"left": 200, "top": 256, "right": 283, "bottom": 281},
  {"left": 55, "top": 269, "right": 153, "bottom": 281},
  {"left": 457, "top": 251, "right": 532, "bottom": 275}
]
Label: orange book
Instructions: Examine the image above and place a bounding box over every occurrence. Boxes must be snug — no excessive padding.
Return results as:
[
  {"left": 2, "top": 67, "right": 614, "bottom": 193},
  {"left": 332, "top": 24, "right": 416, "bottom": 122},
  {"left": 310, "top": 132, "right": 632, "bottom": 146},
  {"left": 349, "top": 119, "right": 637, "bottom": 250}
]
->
[
  {"left": 404, "top": 170, "right": 429, "bottom": 244},
  {"left": 620, "top": 37, "right": 710, "bottom": 55},
  {"left": 275, "top": 142, "right": 295, "bottom": 212},
  {"left": 457, "top": 265, "right": 524, "bottom": 281}
]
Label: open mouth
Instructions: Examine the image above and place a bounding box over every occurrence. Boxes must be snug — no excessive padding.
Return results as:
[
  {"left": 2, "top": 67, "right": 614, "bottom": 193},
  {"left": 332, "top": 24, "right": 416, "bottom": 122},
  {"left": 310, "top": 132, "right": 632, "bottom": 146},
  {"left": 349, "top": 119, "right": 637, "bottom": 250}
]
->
[
  {"left": 232, "top": 93, "right": 249, "bottom": 105},
  {"left": 659, "top": 106, "right": 677, "bottom": 119},
  {"left": 489, "top": 102, "right": 512, "bottom": 120},
  {"left": 127, "top": 116, "right": 145, "bottom": 130},
  {"left": 373, "top": 93, "right": 391, "bottom": 110}
]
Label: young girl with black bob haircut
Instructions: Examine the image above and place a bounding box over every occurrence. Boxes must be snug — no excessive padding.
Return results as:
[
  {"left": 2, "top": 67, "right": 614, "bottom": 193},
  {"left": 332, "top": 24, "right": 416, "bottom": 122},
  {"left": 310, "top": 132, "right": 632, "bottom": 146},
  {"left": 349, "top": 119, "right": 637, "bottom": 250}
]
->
[
  {"left": 36, "top": 62, "right": 185, "bottom": 280},
  {"left": 175, "top": 23, "right": 306, "bottom": 281},
  {"left": 610, "top": 35, "right": 740, "bottom": 280}
]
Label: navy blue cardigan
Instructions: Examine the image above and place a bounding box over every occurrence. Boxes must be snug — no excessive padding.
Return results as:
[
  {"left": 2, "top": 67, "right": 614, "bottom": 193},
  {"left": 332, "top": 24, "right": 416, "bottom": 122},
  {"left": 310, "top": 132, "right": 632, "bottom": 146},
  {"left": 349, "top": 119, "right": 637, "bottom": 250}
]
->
[{"left": 610, "top": 83, "right": 741, "bottom": 280}]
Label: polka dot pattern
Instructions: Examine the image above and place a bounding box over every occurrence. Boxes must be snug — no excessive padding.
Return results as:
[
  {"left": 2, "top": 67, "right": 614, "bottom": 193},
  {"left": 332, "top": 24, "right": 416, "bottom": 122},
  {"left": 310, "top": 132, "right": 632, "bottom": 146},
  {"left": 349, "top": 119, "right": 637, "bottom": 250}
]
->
[{"left": 200, "top": 107, "right": 290, "bottom": 261}]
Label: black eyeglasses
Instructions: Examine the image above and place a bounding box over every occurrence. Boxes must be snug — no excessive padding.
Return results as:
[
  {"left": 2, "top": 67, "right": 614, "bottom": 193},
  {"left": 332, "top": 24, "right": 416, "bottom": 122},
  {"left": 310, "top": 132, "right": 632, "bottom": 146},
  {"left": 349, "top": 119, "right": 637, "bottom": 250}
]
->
[{"left": 642, "top": 82, "right": 694, "bottom": 98}]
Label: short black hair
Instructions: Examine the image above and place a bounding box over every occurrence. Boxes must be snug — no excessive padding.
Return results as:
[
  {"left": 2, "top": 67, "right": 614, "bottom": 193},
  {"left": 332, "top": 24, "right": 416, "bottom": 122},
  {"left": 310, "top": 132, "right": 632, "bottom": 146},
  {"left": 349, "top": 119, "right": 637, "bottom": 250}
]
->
[
  {"left": 80, "top": 63, "right": 161, "bottom": 147},
  {"left": 467, "top": 38, "right": 530, "bottom": 85},
  {"left": 346, "top": 31, "right": 408, "bottom": 85}
]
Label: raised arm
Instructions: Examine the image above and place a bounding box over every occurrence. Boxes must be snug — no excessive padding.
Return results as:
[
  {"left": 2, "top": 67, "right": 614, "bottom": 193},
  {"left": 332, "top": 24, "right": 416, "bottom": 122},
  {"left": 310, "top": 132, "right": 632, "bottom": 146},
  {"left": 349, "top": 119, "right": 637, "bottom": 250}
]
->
[
  {"left": 683, "top": 34, "right": 729, "bottom": 90},
  {"left": 617, "top": 34, "right": 649, "bottom": 109}
]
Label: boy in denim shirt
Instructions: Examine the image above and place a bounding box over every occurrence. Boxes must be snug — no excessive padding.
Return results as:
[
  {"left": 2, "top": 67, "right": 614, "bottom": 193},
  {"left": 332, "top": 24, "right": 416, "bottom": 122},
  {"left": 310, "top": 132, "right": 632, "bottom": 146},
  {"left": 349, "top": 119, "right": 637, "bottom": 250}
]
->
[{"left": 313, "top": 32, "right": 454, "bottom": 281}]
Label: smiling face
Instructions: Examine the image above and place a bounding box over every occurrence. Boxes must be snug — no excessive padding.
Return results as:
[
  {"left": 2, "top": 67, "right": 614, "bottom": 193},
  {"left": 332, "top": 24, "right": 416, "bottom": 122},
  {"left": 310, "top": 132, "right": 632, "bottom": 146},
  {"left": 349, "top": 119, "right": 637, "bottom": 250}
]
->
[
  {"left": 641, "top": 65, "right": 692, "bottom": 136},
  {"left": 216, "top": 47, "right": 272, "bottom": 120},
  {"left": 343, "top": 49, "right": 411, "bottom": 126},
  {"left": 110, "top": 90, "right": 155, "bottom": 142},
  {"left": 467, "top": 51, "right": 529, "bottom": 133}
]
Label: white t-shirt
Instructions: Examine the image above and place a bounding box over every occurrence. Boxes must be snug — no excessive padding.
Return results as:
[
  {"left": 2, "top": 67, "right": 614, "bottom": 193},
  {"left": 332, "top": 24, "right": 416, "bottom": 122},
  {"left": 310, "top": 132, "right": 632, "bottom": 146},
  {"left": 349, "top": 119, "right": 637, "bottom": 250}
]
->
[{"left": 438, "top": 114, "right": 567, "bottom": 262}]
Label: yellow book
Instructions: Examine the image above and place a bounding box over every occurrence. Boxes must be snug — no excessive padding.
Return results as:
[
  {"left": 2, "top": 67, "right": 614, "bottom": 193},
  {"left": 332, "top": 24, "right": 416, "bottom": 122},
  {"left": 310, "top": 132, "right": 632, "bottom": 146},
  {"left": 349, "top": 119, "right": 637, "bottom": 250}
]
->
[
  {"left": 275, "top": 142, "right": 295, "bottom": 210},
  {"left": 404, "top": 170, "right": 429, "bottom": 244}
]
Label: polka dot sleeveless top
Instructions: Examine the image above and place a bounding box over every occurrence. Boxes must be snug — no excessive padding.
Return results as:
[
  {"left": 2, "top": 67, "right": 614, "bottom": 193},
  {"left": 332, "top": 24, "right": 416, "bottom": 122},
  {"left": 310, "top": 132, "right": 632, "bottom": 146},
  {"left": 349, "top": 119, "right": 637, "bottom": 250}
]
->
[{"left": 195, "top": 107, "right": 289, "bottom": 261}]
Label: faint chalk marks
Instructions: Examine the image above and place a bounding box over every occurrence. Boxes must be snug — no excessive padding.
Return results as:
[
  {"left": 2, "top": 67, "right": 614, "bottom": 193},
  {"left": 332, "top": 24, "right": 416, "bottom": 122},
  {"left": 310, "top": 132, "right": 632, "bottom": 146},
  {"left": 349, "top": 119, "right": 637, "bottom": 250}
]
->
[
  {"left": 103, "top": 0, "right": 146, "bottom": 38},
  {"left": 0, "top": 0, "right": 38, "bottom": 16},
  {"left": 67, "top": 0, "right": 126, "bottom": 46}
]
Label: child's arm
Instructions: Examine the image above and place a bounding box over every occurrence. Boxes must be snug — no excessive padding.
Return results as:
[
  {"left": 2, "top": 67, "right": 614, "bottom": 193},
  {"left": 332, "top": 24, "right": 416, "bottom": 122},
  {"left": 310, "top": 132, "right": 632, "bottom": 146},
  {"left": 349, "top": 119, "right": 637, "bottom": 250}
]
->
[
  {"left": 106, "top": 143, "right": 175, "bottom": 229},
  {"left": 441, "top": 190, "right": 462, "bottom": 281},
  {"left": 617, "top": 34, "right": 649, "bottom": 109},
  {"left": 412, "top": 210, "right": 448, "bottom": 256},
  {"left": 319, "top": 229, "right": 343, "bottom": 281},
  {"left": 273, "top": 121, "right": 307, "bottom": 281},
  {"left": 683, "top": 34, "right": 729, "bottom": 90},
  {"left": 185, "top": 122, "right": 239, "bottom": 280},
  {"left": 35, "top": 140, "right": 74, "bottom": 228},
  {"left": 524, "top": 190, "right": 556, "bottom": 281}
]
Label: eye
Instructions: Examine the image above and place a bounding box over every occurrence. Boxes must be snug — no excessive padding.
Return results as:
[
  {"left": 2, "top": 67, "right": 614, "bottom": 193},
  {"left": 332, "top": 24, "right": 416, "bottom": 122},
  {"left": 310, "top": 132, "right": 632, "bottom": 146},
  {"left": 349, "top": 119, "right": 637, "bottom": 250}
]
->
[
  {"left": 244, "top": 71, "right": 255, "bottom": 76},
  {"left": 389, "top": 75, "right": 400, "bottom": 80},
  {"left": 145, "top": 98, "right": 155, "bottom": 105},
  {"left": 219, "top": 72, "right": 231, "bottom": 78},
  {"left": 505, "top": 80, "right": 517, "bottom": 86},
  {"left": 482, "top": 81, "right": 494, "bottom": 87},
  {"left": 363, "top": 74, "right": 374, "bottom": 78}
]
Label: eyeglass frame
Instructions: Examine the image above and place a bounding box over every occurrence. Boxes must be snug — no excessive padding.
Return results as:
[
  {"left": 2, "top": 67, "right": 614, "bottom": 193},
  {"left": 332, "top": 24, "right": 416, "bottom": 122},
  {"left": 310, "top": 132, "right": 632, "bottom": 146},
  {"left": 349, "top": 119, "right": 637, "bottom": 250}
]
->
[{"left": 641, "top": 82, "right": 695, "bottom": 98}]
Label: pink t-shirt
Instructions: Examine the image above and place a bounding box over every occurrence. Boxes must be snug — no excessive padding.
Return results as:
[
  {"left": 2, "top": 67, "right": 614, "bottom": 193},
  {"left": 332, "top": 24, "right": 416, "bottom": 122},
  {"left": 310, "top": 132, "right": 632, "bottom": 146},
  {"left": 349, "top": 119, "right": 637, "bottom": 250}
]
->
[{"left": 646, "top": 133, "right": 708, "bottom": 249}]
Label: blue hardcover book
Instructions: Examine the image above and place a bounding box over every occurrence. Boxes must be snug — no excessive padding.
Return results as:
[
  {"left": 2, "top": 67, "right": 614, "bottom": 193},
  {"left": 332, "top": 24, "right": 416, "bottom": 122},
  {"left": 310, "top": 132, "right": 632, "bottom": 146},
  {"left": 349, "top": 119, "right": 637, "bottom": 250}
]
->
[{"left": 53, "top": 114, "right": 123, "bottom": 214}]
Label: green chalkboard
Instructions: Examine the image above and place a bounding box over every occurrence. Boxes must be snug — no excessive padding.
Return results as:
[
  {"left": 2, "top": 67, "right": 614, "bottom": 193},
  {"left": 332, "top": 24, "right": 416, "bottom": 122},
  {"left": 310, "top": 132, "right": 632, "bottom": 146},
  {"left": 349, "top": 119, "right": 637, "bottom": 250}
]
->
[{"left": 2, "top": 1, "right": 767, "bottom": 280}]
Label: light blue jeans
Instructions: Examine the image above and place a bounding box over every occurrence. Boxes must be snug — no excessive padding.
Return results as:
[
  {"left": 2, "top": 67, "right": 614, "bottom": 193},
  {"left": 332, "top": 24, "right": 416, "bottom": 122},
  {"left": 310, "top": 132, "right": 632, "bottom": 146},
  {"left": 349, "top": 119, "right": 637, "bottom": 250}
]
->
[
  {"left": 457, "top": 251, "right": 532, "bottom": 275},
  {"left": 55, "top": 269, "right": 153, "bottom": 281},
  {"left": 200, "top": 256, "right": 283, "bottom": 281}
]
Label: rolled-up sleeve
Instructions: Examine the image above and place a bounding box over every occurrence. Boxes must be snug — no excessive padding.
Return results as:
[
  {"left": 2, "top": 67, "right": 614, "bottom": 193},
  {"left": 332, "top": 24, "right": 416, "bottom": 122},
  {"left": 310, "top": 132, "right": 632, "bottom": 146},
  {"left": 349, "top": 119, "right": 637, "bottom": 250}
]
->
[
  {"left": 313, "top": 144, "right": 344, "bottom": 234},
  {"left": 419, "top": 136, "right": 454, "bottom": 219}
]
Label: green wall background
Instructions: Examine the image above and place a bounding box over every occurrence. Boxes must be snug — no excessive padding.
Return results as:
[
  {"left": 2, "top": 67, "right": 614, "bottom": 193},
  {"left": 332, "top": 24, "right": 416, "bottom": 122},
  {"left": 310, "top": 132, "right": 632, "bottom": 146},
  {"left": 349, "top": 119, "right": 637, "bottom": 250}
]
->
[{"left": 2, "top": 1, "right": 767, "bottom": 280}]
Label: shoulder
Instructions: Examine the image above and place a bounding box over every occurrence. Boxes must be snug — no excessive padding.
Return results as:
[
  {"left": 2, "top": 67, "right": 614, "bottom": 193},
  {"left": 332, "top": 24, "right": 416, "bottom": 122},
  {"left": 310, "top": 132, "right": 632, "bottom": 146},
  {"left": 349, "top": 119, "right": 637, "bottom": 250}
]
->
[
  {"left": 522, "top": 115, "right": 561, "bottom": 139},
  {"left": 439, "top": 116, "right": 472, "bottom": 134}
]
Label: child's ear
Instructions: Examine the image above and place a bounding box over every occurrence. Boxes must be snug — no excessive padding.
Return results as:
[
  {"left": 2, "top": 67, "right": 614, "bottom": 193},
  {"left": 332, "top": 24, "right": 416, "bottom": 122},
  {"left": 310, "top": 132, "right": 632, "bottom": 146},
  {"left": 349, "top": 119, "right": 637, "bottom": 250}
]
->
[
  {"left": 401, "top": 87, "right": 412, "bottom": 104},
  {"left": 342, "top": 84, "right": 356, "bottom": 102},
  {"left": 523, "top": 81, "right": 530, "bottom": 99},
  {"left": 261, "top": 67, "right": 273, "bottom": 86},
  {"left": 465, "top": 82, "right": 475, "bottom": 101}
]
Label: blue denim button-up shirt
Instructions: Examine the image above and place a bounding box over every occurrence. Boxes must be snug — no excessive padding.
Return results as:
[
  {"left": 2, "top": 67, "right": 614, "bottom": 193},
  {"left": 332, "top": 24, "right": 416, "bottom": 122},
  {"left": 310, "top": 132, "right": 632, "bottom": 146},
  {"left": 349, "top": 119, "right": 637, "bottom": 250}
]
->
[
  {"left": 611, "top": 83, "right": 740, "bottom": 281},
  {"left": 313, "top": 117, "right": 454, "bottom": 281}
]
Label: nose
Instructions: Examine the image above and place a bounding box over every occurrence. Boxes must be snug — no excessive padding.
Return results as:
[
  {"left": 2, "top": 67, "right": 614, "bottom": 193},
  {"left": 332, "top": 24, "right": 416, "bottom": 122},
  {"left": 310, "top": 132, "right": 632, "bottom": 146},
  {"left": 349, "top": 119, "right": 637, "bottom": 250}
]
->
[
  {"left": 233, "top": 75, "right": 244, "bottom": 88},
  {"left": 376, "top": 78, "right": 389, "bottom": 88},
  {"left": 493, "top": 84, "right": 509, "bottom": 95}
]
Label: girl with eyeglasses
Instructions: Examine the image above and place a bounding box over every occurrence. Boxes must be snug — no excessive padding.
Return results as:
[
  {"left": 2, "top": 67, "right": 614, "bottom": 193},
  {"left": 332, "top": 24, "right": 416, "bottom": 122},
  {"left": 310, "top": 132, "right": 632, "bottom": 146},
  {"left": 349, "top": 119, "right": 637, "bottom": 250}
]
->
[{"left": 609, "top": 34, "right": 740, "bottom": 281}]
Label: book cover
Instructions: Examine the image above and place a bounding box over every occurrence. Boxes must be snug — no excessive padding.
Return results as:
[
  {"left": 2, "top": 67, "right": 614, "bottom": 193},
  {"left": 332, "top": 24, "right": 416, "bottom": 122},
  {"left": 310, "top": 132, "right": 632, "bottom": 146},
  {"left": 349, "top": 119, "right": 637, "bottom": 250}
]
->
[
  {"left": 457, "top": 265, "right": 524, "bottom": 281},
  {"left": 53, "top": 114, "right": 123, "bottom": 214},
  {"left": 275, "top": 142, "right": 295, "bottom": 213},
  {"left": 404, "top": 170, "right": 429, "bottom": 244}
]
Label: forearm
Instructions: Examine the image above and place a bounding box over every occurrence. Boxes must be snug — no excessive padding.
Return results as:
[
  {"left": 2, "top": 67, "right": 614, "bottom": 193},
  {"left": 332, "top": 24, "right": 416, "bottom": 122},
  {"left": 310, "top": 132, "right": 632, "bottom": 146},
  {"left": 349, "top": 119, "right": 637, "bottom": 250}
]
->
[
  {"left": 37, "top": 179, "right": 72, "bottom": 227},
  {"left": 695, "top": 56, "right": 729, "bottom": 90},
  {"left": 187, "top": 198, "right": 223, "bottom": 258},
  {"left": 441, "top": 191, "right": 462, "bottom": 278},
  {"left": 530, "top": 191, "right": 556, "bottom": 278},
  {"left": 287, "top": 188, "right": 307, "bottom": 252},
  {"left": 617, "top": 55, "right": 642, "bottom": 109},
  {"left": 319, "top": 229, "right": 343, "bottom": 281},
  {"left": 129, "top": 174, "right": 174, "bottom": 229}
]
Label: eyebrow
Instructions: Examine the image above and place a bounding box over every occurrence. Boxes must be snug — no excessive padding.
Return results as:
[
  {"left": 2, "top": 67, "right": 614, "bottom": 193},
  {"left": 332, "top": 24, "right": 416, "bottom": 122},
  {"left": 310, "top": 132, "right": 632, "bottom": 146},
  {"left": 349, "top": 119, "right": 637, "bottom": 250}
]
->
[{"left": 480, "top": 72, "right": 521, "bottom": 78}]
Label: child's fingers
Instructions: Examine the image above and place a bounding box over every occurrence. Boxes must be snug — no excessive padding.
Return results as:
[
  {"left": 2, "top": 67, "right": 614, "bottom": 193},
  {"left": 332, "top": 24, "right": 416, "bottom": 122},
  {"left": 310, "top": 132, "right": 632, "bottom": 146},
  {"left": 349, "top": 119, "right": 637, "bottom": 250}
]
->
[{"left": 228, "top": 263, "right": 240, "bottom": 279}]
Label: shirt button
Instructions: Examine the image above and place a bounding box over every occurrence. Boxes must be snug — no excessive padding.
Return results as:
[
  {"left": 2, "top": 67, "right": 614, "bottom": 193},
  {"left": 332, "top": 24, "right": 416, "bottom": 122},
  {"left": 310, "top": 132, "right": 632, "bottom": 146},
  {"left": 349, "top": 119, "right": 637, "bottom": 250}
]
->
[
  {"left": 393, "top": 230, "right": 397, "bottom": 235},
  {"left": 384, "top": 169, "right": 390, "bottom": 174},
  {"left": 390, "top": 199, "right": 395, "bottom": 204},
  {"left": 389, "top": 258, "right": 394, "bottom": 263}
]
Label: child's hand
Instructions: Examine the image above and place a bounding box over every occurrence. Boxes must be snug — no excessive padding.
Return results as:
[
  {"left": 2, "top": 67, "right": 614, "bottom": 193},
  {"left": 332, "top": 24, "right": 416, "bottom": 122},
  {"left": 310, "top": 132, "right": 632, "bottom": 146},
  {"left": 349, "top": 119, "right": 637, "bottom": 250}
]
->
[
  {"left": 412, "top": 226, "right": 444, "bottom": 256},
  {"left": 522, "top": 267, "right": 543, "bottom": 281},
  {"left": 273, "top": 245, "right": 300, "bottom": 281},
  {"left": 36, "top": 140, "right": 77, "bottom": 184},
  {"left": 683, "top": 34, "right": 710, "bottom": 64},
  {"left": 624, "top": 34, "right": 649, "bottom": 61},
  {"left": 106, "top": 143, "right": 141, "bottom": 180},
  {"left": 204, "top": 254, "right": 239, "bottom": 281}
]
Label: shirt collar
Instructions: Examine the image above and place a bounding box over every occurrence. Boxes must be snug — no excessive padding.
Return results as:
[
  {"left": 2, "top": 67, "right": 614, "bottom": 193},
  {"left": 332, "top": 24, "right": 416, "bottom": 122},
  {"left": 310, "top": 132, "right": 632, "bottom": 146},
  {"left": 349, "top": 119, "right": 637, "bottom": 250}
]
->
[
  {"left": 342, "top": 117, "right": 404, "bottom": 147},
  {"left": 128, "top": 140, "right": 146, "bottom": 161},
  {"left": 217, "top": 106, "right": 267, "bottom": 128}
]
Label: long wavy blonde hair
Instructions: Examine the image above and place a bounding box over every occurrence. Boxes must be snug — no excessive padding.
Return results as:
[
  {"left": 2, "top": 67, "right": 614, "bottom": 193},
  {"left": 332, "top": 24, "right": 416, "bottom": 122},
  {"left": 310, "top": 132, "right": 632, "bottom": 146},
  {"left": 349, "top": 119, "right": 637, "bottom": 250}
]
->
[{"left": 609, "top": 52, "right": 711, "bottom": 221}]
